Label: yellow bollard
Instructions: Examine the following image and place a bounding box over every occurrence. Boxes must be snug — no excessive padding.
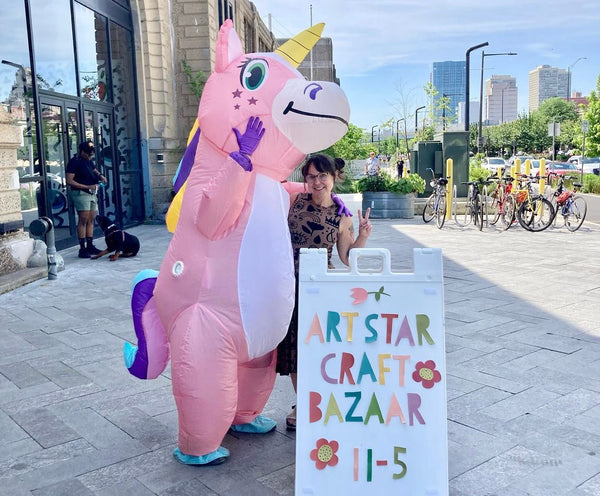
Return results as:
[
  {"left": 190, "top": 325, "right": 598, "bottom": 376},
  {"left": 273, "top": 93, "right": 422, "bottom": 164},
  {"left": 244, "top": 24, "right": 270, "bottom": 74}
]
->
[
  {"left": 524, "top": 159, "right": 531, "bottom": 176},
  {"left": 514, "top": 158, "right": 521, "bottom": 178},
  {"left": 446, "top": 158, "right": 453, "bottom": 220},
  {"left": 539, "top": 158, "right": 546, "bottom": 195}
]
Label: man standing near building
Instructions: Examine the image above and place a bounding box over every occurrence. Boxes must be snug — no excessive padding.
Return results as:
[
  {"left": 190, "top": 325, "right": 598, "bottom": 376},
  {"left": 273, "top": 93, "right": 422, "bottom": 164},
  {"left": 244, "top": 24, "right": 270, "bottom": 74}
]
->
[
  {"left": 364, "top": 151, "right": 380, "bottom": 176},
  {"left": 66, "top": 141, "right": 106, "bottom": 258},
  {"left": 396, "top": 155, "right": 405, "bottom": 178}
]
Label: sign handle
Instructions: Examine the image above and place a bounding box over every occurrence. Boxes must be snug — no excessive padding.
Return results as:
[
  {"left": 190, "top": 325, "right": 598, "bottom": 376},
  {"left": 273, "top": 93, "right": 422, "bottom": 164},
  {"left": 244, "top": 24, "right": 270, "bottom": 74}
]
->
[{"left": 349, "top": 248, "right": 392, "bottom": 275}]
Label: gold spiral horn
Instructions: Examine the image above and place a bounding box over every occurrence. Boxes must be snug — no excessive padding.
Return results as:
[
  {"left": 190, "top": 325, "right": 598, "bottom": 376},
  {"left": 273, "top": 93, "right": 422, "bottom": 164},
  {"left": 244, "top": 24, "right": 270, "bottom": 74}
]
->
[{"left": 274, "top": 23, "right": 325, "bottom": 68}]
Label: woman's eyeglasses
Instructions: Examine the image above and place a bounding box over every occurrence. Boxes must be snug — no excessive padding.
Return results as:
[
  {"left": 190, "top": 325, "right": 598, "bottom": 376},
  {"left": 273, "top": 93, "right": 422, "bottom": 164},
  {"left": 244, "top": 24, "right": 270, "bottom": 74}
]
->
[{"left": 305, "top": 172, "right": 330, "bottom": 183}]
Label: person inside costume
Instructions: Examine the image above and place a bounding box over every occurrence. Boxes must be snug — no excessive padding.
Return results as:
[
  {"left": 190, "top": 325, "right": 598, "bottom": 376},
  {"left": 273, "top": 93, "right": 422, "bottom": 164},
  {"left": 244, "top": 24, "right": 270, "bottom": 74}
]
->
[
  {"left": 122, "top": 21, "right": 351, "bottom": 465},
  {"left": 277, "top": 153, "right": 372, "bottom": 430}
]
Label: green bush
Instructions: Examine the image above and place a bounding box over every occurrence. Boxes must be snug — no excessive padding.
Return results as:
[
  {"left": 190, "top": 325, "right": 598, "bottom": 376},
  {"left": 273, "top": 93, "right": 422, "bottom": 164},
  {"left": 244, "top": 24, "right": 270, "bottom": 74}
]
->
[
  {"left": 355, "top": 171, "right": 425, "bottom": 194},
  {"left": 333, "top": 174, "right": 356, "bottom": 194},
  {"left": 582, "top": 173, "right": 600, "bottom": 194},
  {"left": 469, "top": 165, "right": 492, "bottom": 182}
]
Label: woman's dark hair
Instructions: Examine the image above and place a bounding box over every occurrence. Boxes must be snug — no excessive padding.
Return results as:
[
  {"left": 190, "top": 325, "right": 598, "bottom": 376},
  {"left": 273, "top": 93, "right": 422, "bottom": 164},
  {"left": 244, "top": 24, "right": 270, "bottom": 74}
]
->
[
  {"left": 334, "top": 158, "right": 346, "bottom": 181},
  {"left": 301, "top": 153, "right": 336, "bottom": 180}
]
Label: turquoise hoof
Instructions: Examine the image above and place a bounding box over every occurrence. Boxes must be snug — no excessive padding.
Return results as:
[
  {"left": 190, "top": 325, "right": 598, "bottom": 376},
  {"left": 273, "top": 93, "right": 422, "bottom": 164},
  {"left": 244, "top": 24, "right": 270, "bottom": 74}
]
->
[
  {"left": 123, "top": 342, "right": 137, "bottom": 368},
  {"left": 230, "top": 414, "right": 276, "bottom": 434},
  {"left": 173, "top": 446, "right": 229, "bottom": 465}
]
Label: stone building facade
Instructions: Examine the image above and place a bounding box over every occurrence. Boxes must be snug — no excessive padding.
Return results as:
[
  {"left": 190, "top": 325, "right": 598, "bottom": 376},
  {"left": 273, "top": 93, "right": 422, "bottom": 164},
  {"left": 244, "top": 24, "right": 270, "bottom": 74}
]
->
[
  {"left": 0, "top": 0, "right": 276, "bottom": 283},
  {"left": 133, "top": 0, "right": 276, "bottom": 216}
]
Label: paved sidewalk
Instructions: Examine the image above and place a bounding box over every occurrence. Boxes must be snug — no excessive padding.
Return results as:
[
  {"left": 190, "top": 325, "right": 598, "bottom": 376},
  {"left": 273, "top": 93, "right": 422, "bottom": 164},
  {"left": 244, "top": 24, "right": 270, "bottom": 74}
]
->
[{"left": 1, "top": 194, "right": 599, "bottom": 496}]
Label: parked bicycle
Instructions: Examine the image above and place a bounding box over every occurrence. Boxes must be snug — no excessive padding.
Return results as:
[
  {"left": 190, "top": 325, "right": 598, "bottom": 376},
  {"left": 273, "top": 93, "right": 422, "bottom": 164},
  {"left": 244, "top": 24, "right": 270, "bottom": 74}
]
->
[
  {"left": 513, "top": 175, "right": 554, "bottom": 232},
  {"left": 547, "top": 173, "right": 587, "bottom": 232},
  {"left": 454, "top": 179, "right": 493, "bottom": 230},
  {"left": 454, "top": 180, "right": 483, "bottom": 230},
  {"left": 422, "top": 168, "right": 449, "bottom": 229},
  {"left": 488, "top": 175, "right": 516, "bottom": 230}
]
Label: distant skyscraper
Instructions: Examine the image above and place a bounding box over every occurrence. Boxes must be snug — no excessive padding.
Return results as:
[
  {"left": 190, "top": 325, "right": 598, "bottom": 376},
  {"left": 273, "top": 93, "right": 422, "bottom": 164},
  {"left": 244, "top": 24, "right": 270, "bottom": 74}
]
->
[
  {"left": 529, "top": 65, "right": 569, "bottom": 112},
  {"left": 432, "top": 61, "right": 466, "bottom": 123},
  {"left": 486, "top": 75, "right": 518, "bottom": 124},
  {"left": 458, "top": 101, "right": 479, "bottom": 126}
]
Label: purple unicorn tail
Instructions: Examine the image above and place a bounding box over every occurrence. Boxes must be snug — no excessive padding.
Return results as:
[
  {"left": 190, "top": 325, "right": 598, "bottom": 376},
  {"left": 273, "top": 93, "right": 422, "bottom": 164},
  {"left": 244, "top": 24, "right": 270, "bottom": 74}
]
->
[{"left": 124, "top": 269, "right": 169, "bottom": 379}]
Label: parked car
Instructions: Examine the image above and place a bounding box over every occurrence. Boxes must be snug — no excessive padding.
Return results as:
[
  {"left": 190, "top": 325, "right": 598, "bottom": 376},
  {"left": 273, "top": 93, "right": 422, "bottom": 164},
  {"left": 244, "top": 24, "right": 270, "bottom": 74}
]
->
[
  {"left": 581, "top": 157, "right": 600, "bottom": 175},
  {"left": 528, "top": 159, "right": 542, "bottom": 176},
  {"left": 482, "top": 157, "right": 507, "bottom": 172},
  {"left": 539, "top": 161, "right": 580, "bottom": 177},
  {"left": 509, "top": 155, "right": 534, "bottom": 166}
]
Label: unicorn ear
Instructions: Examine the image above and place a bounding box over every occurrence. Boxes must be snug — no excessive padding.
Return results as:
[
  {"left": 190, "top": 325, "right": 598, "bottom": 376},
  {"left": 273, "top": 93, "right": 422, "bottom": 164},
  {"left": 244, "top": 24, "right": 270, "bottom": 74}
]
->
[{"left": 215, "top": 19, "right": 243, "bottom": 73}]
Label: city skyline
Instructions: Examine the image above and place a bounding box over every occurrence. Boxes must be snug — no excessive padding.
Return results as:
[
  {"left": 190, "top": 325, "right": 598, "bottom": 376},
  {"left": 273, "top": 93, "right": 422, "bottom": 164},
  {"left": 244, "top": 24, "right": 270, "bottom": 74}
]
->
[{"left": 251, "top": 0, "right": 599, "bottom": 130}]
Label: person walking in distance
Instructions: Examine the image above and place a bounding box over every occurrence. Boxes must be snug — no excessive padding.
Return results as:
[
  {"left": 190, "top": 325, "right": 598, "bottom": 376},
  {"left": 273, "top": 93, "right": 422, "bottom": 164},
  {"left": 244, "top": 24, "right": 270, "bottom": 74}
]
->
[
  {"left": 66, "top": 141, "right": 106, "bottom": 258},
  {"left": 396, "top": 155, "right": 405, "bottom": 178},
  {"left": 364, "top": 151, "right": 380, "bottom": 176}
]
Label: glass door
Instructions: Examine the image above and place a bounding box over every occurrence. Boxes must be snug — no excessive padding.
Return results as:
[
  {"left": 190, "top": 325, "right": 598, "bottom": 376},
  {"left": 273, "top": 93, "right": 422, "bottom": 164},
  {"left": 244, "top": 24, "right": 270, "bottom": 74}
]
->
[
  {"left": 83, "top": 102, "right": 144, "bottom": 228},
  {"left": 38, "top": 98, "right": 79, "bottom": 245},
  {"left": 83, "top": 106, "right": 118, "bottom": 221}
]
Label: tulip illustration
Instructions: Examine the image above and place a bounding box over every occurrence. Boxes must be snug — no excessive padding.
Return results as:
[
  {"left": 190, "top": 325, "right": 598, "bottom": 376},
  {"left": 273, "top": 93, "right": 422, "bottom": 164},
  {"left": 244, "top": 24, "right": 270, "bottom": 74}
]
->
[{"left": 350, "top": 286, "right": 390, "bottom": 305}]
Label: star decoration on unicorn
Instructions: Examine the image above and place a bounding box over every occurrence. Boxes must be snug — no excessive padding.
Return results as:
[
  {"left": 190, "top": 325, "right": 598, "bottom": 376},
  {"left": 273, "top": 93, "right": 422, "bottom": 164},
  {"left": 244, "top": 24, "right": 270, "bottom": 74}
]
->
[{"left": 123, "top": 20, "right": 350, "bottom": 465}]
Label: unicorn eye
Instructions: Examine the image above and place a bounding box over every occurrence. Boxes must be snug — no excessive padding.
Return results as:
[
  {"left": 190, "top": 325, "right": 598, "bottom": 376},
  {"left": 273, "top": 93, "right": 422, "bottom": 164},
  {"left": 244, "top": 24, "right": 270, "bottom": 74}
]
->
[{"left": 240, "top": 59, "right": 269, "bottom": 91}]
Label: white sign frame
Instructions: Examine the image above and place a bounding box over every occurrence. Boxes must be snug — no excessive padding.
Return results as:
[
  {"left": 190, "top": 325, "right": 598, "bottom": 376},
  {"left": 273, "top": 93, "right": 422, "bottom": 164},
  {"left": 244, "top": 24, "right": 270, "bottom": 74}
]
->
[{"left": 295, "top": 247, "right": 448, "bottom": 496}]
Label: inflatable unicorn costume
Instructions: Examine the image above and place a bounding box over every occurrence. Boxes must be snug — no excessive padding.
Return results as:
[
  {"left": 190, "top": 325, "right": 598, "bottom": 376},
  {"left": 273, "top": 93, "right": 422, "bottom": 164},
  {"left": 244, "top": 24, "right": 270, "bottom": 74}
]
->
[{"left": 123, "top": 20, "right": 350, "bottom": 465}]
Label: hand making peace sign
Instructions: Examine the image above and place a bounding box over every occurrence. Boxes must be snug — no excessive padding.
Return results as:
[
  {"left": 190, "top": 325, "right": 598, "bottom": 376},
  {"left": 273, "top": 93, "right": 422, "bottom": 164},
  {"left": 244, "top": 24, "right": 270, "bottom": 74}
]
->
[{"left": 357, "top": 207, "right": 372, "bottom": 238}]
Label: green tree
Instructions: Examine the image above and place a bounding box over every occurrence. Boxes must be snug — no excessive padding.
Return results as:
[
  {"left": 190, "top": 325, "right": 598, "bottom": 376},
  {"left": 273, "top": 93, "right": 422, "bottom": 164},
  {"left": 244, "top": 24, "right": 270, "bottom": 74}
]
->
[
  {"left": 583, "top": 74, "right": 600, "bottom": 156},
  {"left": 390, "top": 80, "right": 419, "bottom": 154},
  {"left": 321, "top": 123, "right": 368, "bottom": 159}
]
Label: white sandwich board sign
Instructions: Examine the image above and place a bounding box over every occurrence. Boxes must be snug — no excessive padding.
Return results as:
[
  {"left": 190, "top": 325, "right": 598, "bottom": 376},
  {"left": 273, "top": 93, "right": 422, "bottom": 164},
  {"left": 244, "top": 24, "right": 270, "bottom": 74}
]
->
[{"left": 295, "top": 247, "right": 448, "bottom": 496}]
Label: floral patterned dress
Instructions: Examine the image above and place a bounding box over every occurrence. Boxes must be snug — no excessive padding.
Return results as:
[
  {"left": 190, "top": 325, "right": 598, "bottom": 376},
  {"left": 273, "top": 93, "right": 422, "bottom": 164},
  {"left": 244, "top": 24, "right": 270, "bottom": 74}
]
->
[{"left": 277, "top": 193, "right": 342, "bottom": 375}]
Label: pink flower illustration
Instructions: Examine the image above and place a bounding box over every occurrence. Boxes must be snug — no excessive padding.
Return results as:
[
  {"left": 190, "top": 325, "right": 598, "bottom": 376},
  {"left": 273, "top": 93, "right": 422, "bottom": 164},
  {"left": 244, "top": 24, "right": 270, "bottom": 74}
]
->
[
  {"left": 310, "top": 438, "right": 339, "bottom": 470},
  {"left": 350, "top": 286, "right": 390, "bottom": 305},
  {"left": 350, "top": 288, "right": 368, "bottom": 305},
  {"left": 412, "top": 360, "right": 442, "bottom": 389}
]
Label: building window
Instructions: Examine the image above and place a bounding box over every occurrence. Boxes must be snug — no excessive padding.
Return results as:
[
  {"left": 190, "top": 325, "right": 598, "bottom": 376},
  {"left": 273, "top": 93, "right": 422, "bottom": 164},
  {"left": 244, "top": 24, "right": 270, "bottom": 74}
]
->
[
  {"left": 244, "top": 18, "right": 255, "bottom": 53},
  {"left": 218, "top": 0, "right": 234, "bottom": 28},
  {"left": 30, "top": 0, "right": 78, "bottom": 95},
  {"left": 74, "top": 3, "right": 110, "bottom": 102},
  {"left": 258, "top": 37, "right": 271, "bottom": 53}
]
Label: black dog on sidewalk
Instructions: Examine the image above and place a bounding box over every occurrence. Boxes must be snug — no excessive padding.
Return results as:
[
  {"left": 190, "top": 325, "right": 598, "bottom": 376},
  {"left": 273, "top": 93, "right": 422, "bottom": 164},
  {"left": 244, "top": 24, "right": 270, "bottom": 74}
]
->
[{"left": 92, "top": 215, "right": 140, "bottom": 261}]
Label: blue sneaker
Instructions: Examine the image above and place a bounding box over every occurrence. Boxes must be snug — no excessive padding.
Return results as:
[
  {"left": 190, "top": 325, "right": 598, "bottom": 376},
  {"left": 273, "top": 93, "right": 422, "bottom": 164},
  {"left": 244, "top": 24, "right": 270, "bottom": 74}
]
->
[
  {"left": 230, "top": 414, "right": 276, "bottom": 434},
  {"left": 173, "top": 446, "right": 229, "bottom": 465}
]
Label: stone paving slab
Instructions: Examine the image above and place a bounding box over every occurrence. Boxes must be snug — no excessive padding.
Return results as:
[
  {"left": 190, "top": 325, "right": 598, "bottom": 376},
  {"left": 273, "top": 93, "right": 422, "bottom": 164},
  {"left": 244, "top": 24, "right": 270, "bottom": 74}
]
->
[{"left": 0, "top": 196, "right": 599, "bottom": 495}]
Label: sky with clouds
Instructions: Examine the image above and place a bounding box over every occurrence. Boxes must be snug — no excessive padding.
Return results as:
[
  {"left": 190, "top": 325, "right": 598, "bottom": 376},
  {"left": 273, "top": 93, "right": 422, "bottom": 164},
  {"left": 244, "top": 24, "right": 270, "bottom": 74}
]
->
[{"left": 251, "top": 0, "right": 600, "bottom": 130}]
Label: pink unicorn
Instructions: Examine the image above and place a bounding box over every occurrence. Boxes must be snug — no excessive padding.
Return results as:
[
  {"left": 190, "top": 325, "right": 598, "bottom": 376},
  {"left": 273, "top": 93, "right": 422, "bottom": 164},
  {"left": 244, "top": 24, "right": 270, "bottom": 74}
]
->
[{"left": 124, "top": 20, "right": 350, "bottom": 465}]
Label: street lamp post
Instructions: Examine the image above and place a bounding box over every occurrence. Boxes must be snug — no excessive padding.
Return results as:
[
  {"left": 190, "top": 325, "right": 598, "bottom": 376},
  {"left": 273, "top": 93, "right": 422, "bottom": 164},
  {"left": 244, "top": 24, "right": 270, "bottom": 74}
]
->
[
  {"left": 567, "top": 57, "right": 586, "bottom": 101},
  {"left": 478, "top": 51, "right": 517, "bottom": 153},
  {"left": 415, "top": 106, "right": 425, "bottom": 134},
  {"left": 396, "top": 118, "right": 405, "bottom": 150},
  {"left": 371, "top": 125, "right": 377, "bottom": 143},
  {"left": 465, "top": 42, "right": 488, "bottom": 132}
]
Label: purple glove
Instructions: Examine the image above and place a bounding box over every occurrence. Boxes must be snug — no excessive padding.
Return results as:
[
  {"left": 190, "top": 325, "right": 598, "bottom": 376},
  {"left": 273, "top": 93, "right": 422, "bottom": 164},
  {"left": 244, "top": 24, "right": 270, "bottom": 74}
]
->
[
  {"left": 230, "top": 116, "right": 266, "bottom": 171},
  {"left": 331, "top": 193, "right": 352, "bottom": 217}
]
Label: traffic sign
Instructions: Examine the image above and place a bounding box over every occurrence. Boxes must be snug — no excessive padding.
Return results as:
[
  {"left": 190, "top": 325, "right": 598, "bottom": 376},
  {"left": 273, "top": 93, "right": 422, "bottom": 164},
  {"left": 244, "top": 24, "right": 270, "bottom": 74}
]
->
[{"left": 582, "top": 120, "right": 589, "bottom": 134}]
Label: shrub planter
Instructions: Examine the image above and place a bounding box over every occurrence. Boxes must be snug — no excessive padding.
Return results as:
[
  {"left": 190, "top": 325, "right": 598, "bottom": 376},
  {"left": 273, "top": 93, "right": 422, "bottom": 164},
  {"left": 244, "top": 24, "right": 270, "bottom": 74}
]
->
[{"left": 362, "top": 191, "right": 415, "bottom": 219}]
